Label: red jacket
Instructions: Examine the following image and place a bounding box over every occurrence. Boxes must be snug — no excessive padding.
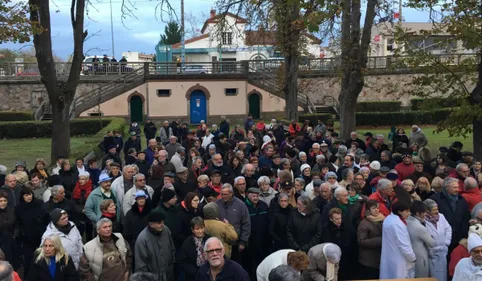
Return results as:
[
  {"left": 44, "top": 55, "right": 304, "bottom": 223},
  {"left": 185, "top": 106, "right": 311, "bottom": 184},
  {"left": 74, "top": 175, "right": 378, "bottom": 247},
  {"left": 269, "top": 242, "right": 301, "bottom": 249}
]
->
[
  {"left": 360, "top": 190, "right": 396, "bottom": 219},
  {"left": 448, "top": 169, "right": 471, "bottom": 193},
  {"left": 449, "top": 240, "right": 469, "bottom": 276},
  {"left": 394, "top": 162, "right": 415, "bottom": 181},
  {"left": 461, "top": 188, "right": 482, "bottom": 212},
  {"left": 288, "top": 123, "right": 301, "bottom": 136},
  {"left": 72, "top": 180, "right": 93, "bottom": 201}
]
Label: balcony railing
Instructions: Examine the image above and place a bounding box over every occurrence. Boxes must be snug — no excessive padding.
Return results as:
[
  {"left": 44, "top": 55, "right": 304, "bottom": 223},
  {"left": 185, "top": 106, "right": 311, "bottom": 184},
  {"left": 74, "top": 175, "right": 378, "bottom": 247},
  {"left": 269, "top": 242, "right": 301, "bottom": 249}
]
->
[{"left": 0, "top": 53, "right": 478, "bottom": 80}]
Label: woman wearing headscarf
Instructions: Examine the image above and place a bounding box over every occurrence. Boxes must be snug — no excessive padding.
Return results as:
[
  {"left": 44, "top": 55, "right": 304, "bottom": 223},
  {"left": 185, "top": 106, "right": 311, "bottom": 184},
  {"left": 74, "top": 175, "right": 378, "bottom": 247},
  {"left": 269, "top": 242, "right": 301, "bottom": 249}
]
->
[
  {"left": 303, "top": 243, "right": 342, "bottom": 281},
  {"left": 15, "top": 186, "right": 44, "bottom": 277},
  {"left": 424, "top": 199, "right": 452, "bottom": 281}
]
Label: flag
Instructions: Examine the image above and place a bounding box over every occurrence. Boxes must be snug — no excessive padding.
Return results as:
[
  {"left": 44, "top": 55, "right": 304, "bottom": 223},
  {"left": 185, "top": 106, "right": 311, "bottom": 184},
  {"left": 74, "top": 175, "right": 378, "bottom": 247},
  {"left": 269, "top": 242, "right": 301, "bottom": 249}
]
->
[{"left": 394, "top": 12, "right": 400, "bottom": 19}]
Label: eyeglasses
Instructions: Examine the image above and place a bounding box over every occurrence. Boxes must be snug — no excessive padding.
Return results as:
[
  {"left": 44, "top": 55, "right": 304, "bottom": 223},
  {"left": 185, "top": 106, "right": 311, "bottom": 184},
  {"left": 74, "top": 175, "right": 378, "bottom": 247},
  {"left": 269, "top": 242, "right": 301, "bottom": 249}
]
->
[
  {"left": 205, "top": 248, "right": 223, "bottom": 254},
  {"left": 328, "top": 177, "right": 337, "bottom": 180},
  {"left": 137, "top": 179, "right": 146, "bottom": 182},
  {"left": 472, "top": 249, "right": 482, "bottom": 254}
]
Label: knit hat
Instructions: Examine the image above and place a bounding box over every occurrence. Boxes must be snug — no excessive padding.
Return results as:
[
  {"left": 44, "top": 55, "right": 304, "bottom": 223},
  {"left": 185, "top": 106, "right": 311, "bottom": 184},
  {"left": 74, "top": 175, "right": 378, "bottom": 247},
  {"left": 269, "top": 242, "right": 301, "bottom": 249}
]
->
[
  {"left": 468, "top": 233, "right": 482, "bottom": 252},
  {"left": 203, "top": 202, "right": 219, "bottom": 219},
  {"left": 78, "top": 171, "right": 90, "bottom": 178},
  {"left": 148, "top": 210, "right": 166, "bottom": 223},
  {"left": 161, "top": 188, "right": 177, "bottom": 202},
  {"left": 50, "top": 208, "right": 67, "bottom": 224},
  {"left": 369, "top": 161, "right": 381, "bottom": 171},
  {"left": 300, "top": 164, "right": 311, "bottom": 173},
  {"left": 386, "top": 172, "right": 399, "bottom": 180},
  {"left": 135, "top": 190, "right": 148, "bottom": 199}
]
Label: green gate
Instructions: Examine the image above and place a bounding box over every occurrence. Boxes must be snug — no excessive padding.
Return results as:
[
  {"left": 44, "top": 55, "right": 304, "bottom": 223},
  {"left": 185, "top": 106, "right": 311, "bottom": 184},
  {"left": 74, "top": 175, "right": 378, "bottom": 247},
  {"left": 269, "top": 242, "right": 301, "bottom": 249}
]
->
[
  {"left": 130, "top": 95, "right": 143, "bottom": 123},
  {"left": 248, "top": 93, "right": 261, "bottom": 119}
]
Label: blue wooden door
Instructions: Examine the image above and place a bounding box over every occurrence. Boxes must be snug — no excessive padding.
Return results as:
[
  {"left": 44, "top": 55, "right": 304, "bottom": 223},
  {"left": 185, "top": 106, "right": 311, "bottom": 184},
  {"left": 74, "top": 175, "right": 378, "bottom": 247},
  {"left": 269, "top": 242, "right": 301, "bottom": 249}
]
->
[{"left": 190, "top": 90, "right": 207, "bottom": 124}]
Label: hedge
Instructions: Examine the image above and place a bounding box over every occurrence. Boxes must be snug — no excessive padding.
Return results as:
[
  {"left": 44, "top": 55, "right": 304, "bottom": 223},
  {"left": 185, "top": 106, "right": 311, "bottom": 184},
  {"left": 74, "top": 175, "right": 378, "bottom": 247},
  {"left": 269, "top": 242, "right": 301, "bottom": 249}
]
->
[
  {"left": 70, "top": 118, "right": 126, "bottom": 160},
  {"left": 0, "top": 111, "right": 34, "bottom": 121},
  {"left": 356, "top": 109, "right": 452, "bottom": 126},
  {"left": 410, "top": 98, "right": 464, "bottom": 110},
  {"left": 356, "top": 101, "right": 401, "bottom": 112},
  {"left": 298, "top": 114, "right": 333, "bottom": 125},
  {"left": 0, "top": 118, "right": 117, "bottom": 138}
]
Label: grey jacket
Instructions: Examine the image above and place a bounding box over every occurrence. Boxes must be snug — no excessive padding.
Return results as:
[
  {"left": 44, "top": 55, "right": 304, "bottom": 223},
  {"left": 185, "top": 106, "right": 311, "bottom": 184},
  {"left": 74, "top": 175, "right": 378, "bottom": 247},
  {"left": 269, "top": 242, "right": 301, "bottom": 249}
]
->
[
  {"left": 303, "top": 243, "right": 340, "bottom": 281},
  {"left": 159, "top": 127, "right": 173, "bottom": 144},
  {"left": 216, "top": 197, "right": 251, "bottom": 245},
  {"left": 165, "top": 143, "right": 181, "bottom": 160},
  {"left": 406, "top": 215, "right": 435, "bottom": 278},
  {"left": 410, "top": 130, "right": 428, "bottom": 147},
  {"left": 135, "top": 226, "right": 176, "bottom": 281}
]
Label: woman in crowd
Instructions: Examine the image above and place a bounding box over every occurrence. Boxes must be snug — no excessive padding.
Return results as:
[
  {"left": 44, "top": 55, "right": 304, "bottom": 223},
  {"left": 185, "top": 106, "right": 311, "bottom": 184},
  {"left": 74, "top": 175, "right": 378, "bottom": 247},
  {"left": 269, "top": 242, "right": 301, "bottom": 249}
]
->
[
  {"left": 300, "top": 164, "right": 312, "bottom": 185},
  {"left": 27, "top": 234, "right": 78, "bottom": 281},
  {"left": 58, "top": 160, "right": 78, "bottom": 199},
  {"left": 269, "top": 193, "right": 293, "bottom": 252},
  {"left": 416, "top": 177, "right": 435, "bottom": 201},
  {"left": 433, "top": 154, "right": 452, "bottom": 177},
  {"left": 424, "top": 199, "right": 452, "bottom": 281},
  {"left": 357, "top": 199, "right": 384, "bottom": 279},
  {"left": 380, "top": 201, "right": 416, "bottom": 279},
  {"left": 178, "top": 192, "right": 204, "bottom": 244},
  {"left": 401, "top": 179, "right": 421, "bottom": 202},
  {"left": 325, "top": 171, "right": 340, "bottom": 190},
  {"left": 189, "top": 156, "right": 204, "bottom": 182},
  {"left": 294, "top": 178, "right": 306, "bottom": 197},
  {"left": 178, "top": 217, "right": 210, "bottom": 281},
  {"left": 41, "top": 208, "right": 83, "bottom": 269},
  {"left": 99, "top": 199, "right": 122, "bottom": 233},
  {"left": 15, "top": 186, "right": 44, "bottom": 276},
  {"left": 0, "top": 191, "right": 17, "bottom": 269},
  {"left": 258, "top": 176, "right": 277, "bottom": 206},
  {"left": 72, "top": 171, "right": 93, "bottom": 239},
  {"left": 30, "top": 158, "right": 50, "bottom": 182},
  {"left": 229, "top": 157, "right": 242, "bottom": 177},
  {"left": 347, "top": 182, "right": 365, "bottom": 225},
  {"left": 393, "top": 128, "right": 409, "bottom": 151},
  {"left": 286, "top": 196, "right": 322, "bottom": 252},
  {"left": 470, "top": 160, "right": 482, "bottom": 187}
]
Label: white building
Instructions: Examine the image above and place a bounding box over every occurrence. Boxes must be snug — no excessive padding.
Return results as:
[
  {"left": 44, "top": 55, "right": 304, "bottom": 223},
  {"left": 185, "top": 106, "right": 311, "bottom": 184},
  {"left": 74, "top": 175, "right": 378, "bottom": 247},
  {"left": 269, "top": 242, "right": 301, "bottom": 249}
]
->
[
  {"left": 160, "top": 10, "right": 321, "bottom": 62},
  {"left": 121, "top": 51, "right": 155, "bottom": 62}
]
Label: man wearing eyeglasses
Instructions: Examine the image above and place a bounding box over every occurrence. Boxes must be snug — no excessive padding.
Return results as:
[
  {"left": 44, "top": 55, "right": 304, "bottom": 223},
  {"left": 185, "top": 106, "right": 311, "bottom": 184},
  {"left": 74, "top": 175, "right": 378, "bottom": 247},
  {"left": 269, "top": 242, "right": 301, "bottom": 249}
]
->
[
  {"left": 196, "top": 237, "right": 249, "bottom": 281},
  {"left": 123, "top": 174, "right": 154, "bottom": 215}
]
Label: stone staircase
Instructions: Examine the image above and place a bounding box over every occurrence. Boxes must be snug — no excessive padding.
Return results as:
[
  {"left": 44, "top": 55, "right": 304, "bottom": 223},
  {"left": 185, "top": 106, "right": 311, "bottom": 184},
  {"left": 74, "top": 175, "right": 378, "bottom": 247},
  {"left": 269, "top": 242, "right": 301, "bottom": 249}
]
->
[
  {"left": 247, "top": 68, "right": 316, "bottom": 114},
  {"left": 69, "top": 67, "right": 145, "bottom": 119},
  {"left": 315, "top": 96, "right": 340, "bottom": 120},
  {"left": 34, "top": 101, "right": 52, "bottom": 121}
]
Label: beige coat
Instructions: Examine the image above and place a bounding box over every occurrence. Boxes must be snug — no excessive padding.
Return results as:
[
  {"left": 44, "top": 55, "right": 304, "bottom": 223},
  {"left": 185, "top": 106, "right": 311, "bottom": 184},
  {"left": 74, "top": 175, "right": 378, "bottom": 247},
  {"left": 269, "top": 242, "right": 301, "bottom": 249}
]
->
[{"left": 204, "top": 219, "right": 238, "bottom": 257}]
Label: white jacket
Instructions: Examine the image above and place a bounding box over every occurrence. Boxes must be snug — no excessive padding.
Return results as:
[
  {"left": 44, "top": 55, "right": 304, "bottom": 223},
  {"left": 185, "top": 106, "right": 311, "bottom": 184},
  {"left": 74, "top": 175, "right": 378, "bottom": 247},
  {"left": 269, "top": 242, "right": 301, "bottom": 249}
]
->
[
  {"left": 380, "top": 213, "right": 416, "bottom": 279},
  {"left": 41, "top": 222, "right": 83, "bottom": 269},
  {"left": 256, "top": 250, "right": 295, "bottom": 281},
  {"left": 201, "top": 134, "right": 214, "bottom": 149},
  {"left": 123, "top": 186, "right": 154, "bottom": 215},
  {"left": 425, "top": 213, "right": 452, "bottom": 281},
  {"left": 111, "top": 176, "right": 126, "bottom": 207},
  {"left": 453, "top": 258, "right": 482, "bottom": 281}
]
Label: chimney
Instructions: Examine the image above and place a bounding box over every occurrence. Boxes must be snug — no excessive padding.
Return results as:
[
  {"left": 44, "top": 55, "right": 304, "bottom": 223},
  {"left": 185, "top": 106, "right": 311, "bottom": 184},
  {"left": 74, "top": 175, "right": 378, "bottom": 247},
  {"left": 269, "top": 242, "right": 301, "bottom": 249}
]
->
[{"left": 210, "top": 9, "right": 216, "bottom": 18}]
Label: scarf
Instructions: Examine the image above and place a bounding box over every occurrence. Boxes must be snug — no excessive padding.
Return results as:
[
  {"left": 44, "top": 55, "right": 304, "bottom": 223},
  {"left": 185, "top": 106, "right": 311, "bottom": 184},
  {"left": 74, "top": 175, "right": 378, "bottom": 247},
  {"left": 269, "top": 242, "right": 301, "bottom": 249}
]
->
[
  {"left": 194, "top": 237, "right": 207, "bottom": 266},
  {"left": 48, "top": 256, "right": 56, "bottom": 278},
  {"left": 366, "top": 213, "right": 385, "bottom": 223},
  {"left": 425, "top": 213, "right": 439, "bottom": 228},
  {"left": 38, "top": 169, "right": 48, "bottom": 179},
  {"left": 102, "top": 212, "right": 116, "bottom": 219},
  {"left": 348, "top": 194, "right": 360, "bottom": 205},
  {"left": 56, "top": 223, "right": 73, "bottom": 235},
  {"left": 442, "top": 188, "right": 458, "bottom": 212}
]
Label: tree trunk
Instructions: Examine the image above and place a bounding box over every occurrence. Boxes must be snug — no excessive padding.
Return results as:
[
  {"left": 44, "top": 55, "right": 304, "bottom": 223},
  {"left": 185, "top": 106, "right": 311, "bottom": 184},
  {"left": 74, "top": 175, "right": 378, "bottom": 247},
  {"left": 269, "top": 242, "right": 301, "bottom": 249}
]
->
[
  {"left": 339, "top": 78, "right": 363, "bottom": 140},
  {"left": 471, "top": 52, "right": 482, "bottom": 159},
  {"left": 284, "top": 53, "right": 300, "bottom": 121},
  {"left": 50, "top": 92, "right": 73, "bottom": 162}
]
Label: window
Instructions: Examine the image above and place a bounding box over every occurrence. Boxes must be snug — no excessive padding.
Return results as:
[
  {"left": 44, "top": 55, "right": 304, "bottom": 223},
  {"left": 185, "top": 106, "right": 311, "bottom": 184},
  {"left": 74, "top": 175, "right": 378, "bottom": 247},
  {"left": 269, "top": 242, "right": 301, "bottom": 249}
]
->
[
  {"left": 225, "top": 88, "right": 238, "bottom": 96},
  {"left": 157, "top": 89, "right": 171, "bottom": 97},
  {"left": 386, "top": 38, "right": 394, "bottom": 51},
  {"left": 222, "top": 32, "right": 233, "bottom": 45}
]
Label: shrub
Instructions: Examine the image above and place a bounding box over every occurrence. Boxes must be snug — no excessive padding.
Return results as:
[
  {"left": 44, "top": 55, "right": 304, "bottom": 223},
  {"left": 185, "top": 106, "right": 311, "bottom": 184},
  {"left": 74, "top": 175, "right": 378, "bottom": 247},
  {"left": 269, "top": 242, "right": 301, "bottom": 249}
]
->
[
  {"left": 0, "top": 118, "right": 118, "bottom": 138},
  {"left": 356, "top": 109, "right": 452, "bottom": 126},
  {"left": 298, "top": 114, "right": 333, "bottom": 126},
  {"left": 410, "top": 98, "right": 464, "bottom": 110},
  {"left": 0, "top": 111, "right": 34, "bottom": 121},
  {"left": 356, "top": 101, "right": 401, "bottom": 112}
]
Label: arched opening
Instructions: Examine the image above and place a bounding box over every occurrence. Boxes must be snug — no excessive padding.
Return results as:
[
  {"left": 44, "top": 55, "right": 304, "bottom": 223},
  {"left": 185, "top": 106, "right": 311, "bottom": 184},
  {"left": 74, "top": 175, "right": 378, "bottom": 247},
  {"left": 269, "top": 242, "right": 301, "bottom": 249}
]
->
[
  {"left": 189, "top": 90, "right": 207, "bottom": 124},
  {"left": 129, "top": 95, "right": 143, "bottom": 123},
  {"left": 248, "top": 92, "right": 261, "bottom": 119}
]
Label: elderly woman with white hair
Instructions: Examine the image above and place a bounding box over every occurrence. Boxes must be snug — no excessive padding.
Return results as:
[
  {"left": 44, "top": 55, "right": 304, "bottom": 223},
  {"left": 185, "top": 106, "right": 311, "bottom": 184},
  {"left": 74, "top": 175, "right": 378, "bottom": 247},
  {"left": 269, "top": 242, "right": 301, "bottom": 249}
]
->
[
  {"left": 258, "top": 176, "right": 277, "bottom": 206},
  {"left": 298, "top": 152, "right": 308, "bottom": 165},
  {"left": 324, "top": 171, "right": 340, "bottom": 190},
  {"left": 423, "top": 198, "right": 452, "bottom": 281},
  {"left": 303, "top": 243, "right": 342, "bottom": 281}
]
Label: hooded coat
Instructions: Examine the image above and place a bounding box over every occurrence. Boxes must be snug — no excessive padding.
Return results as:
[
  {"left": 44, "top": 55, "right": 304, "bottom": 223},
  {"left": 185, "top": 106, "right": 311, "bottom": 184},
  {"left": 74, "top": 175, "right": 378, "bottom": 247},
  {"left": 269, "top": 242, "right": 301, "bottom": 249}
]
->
[
  {"left": 203, "top": 202, "right": 238, "bottom": 257},
  {"left": 123, "top": 202, "right": 152, "bottom": 249},
  {"left": 41, "top": 222, "right": 83, "bottom": 269}
]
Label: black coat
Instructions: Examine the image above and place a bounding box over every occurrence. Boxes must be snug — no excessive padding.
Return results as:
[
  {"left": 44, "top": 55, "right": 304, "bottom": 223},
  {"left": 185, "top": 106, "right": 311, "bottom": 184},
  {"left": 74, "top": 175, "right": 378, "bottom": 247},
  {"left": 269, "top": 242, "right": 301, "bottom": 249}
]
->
[
  {"left": 393, "top": 134, "right": 409, "bottom": 151},
  {"left": 0, "top": 207, "right": 17, "bottom": 268},
  {"left": 245, "top": 200, "right": 270, "bottom": 268},
  {"left": 27, "top": 254, "right": 79, "bottom": 281},
  {"left": 322, "top": 220, "right": 356, "bottom": 280},
  {"left": 431, "top": 192, "right": 470, "bottom": 250},
  {"left": 103, "top": 136, "right": 116, "bottom": 153},
  {"left": 178, "top": 204, "right": 204, "bottom": 245},
  {"left": 174, "top": 178, "right": 197, "bottom": 201},
  {"left": 321, "top": 199, "right": 356, "bottom": 232},
  {"left": 286, "top": 209, "right": 323, "bottom": 252},
  {"left": 144, "top": 122, "right": 158, "bottom": 139},
  {"left": 58, "top": 168, "right": 78, "bottom": 199},
  {"left": 205, "top": 165, "right": 234, "bottom": 185},
  {"left": 41, "top": 198, "right": 77, "bottom": 227},
  {"left": 178, "top": 235, "right": 210, "bottom": 281},
  {"left": 15, "top": 198, "right": 43, "bottom": 246},
  {"left": 123, "top": 202, "right": 152, "bottom": 248},
  {"left": 124, "top": 138, "right": 141, "bottom": 158},
  {"left": 269, "top": 205, "right": 292, "bottom": 251},
  {"left": 365, "top": 144, "right": 380, "bottom": 162}
]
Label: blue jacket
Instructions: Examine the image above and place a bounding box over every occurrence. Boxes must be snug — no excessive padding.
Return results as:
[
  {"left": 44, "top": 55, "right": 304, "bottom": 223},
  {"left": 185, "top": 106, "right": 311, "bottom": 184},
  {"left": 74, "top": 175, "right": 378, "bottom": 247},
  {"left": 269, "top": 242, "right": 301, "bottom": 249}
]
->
[
  {"left": 145, "top": 147, "right": 156, "bottom": 165},
  {"left": 86, "top": 167, "right": 101, "bottom": 187},
  {"left": 220, "top": 121, "right": 230, "bottom": 136},
  {"left": 196, "top": 257, "right": 249, "bottom": 281}
]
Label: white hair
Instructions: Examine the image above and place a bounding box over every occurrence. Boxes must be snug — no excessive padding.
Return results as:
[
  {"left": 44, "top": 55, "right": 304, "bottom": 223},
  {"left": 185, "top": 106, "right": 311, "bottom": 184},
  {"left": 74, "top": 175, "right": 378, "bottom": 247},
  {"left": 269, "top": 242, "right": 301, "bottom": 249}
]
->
[
  {"left": 257, "top": 176, "right": 270, "bottom": 186},
  {"left": 241, "top": 164, "right": 254, "bottom": 175},
  {"left": 334, "top": 187, "right": 347, "bottom": 199},
  {"left": 221, "top": 183, "right": 234, "bottom": 193},
  {"left": 234, "top": 176, "right": 246, "bottom": 185},
  {"left": 96, "top": 217, "right": 113, "bottom": 230},
  {"left": 456, "top": 163, "right": 469, "bottom": 172},
  {"left": 203, "top": 237, "right": 224, "bottom": 252},
  {"left": 51, "top": 185, "right": 64, "bottom": 196}
]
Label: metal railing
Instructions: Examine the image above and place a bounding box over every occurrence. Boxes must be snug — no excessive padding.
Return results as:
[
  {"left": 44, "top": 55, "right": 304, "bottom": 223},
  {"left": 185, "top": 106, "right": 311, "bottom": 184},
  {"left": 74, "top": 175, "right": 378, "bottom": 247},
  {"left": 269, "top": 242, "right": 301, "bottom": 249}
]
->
[
  {"left": 1, "top": 53, "right": 478, "bottom": 80},
  {"left": 69, "top": 66, "right": 145, "bottom": 118},
  {"left": 322, "top": 96, "right": 340, "bottom": 115}
]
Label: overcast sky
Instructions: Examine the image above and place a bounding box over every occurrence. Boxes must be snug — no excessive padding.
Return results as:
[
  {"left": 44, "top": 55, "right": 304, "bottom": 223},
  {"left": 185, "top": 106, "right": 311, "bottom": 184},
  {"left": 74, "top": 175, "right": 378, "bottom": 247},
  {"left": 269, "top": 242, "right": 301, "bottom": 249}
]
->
[{"left": 0, "top": 0, "right": 431, "bottom": 60}]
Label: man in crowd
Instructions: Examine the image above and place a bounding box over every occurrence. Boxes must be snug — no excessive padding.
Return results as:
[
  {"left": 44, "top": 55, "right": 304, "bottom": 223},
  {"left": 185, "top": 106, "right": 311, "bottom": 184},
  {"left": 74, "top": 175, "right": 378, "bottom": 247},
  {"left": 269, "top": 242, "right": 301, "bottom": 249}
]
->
[
  {"left": 144, "top": 139, "right": 158, "bottom": 166},
  {"left": 41, "top": 185, "right": 77, "bottom": 226},
  {"left": 123, "top": 173, "right": 154, "bottom": 215},
  {"left": 111, "top": 165, "right": 136, "bottom": 206},
  {"left": 85, "top": 174, "right": 121, "bottom": 224},
  {"left": 0, "top": 174, "right": 22, "bottom": 207},
  {"left": 80, "top": 218, "right": 132, "bottom": 281},
  {"left": 345, "top": 131, "right": 366, "bottom": 151},
  {"left": 410, "top": 125, "right": 428, "bottom": 147},
  {"left": 165, "top": 136, "right": 181, "bottom": 160}
]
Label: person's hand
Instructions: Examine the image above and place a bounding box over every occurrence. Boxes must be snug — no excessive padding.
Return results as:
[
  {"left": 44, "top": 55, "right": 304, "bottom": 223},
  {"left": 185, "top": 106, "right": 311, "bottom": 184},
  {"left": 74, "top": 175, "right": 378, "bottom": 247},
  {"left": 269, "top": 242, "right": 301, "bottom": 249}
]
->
[
  {"left": 238, "top": 244, "right": 245, "bottom": 252},
  {"left": 123, "top": 271, "right": 129, "bottom": 281},
  {"left": 470, "top": 219, "right": 478, "bottom": 225},
  {"left": 223, "top": 218, "right": 229, "bottom": 224}
]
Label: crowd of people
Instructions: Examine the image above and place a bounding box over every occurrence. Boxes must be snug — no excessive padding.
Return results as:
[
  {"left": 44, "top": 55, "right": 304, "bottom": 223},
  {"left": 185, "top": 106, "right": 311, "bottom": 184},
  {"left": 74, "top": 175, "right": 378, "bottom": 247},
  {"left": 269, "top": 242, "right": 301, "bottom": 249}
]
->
[{"left": 0, "top": 114, "right": 481, "bottom": 281}]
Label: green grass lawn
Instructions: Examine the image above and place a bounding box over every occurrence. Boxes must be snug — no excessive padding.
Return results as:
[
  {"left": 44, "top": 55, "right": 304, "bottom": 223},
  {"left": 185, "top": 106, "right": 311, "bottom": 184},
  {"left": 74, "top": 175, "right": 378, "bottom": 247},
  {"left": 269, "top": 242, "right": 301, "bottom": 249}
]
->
[
  {"left": 355, "top": 125, "right": 473, "bottom": 153},
  {"left": 0, "top": 137, "right": 93, "bottom": 169}
]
